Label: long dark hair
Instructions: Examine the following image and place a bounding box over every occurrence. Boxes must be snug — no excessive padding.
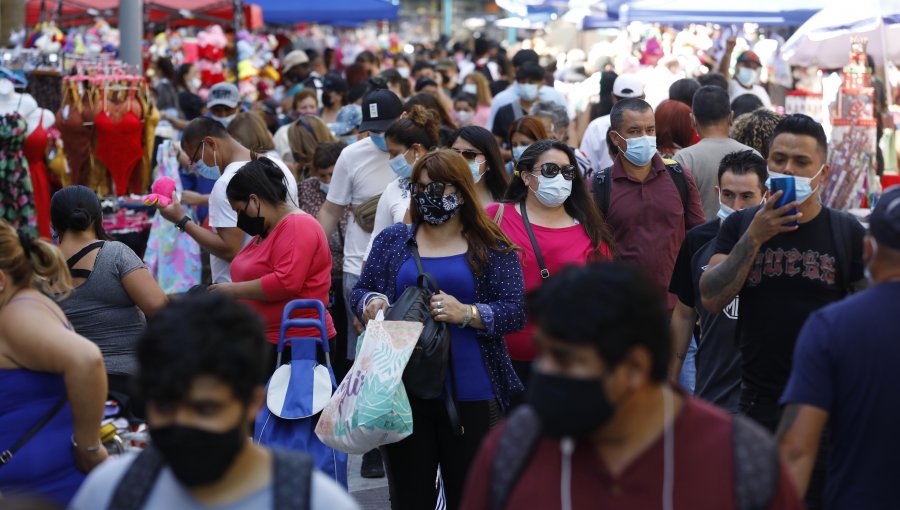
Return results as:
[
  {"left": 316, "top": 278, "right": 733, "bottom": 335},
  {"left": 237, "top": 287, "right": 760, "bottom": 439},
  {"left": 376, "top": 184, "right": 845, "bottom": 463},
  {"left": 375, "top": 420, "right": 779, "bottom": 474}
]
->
[
  {"left": 226, "top": 158, "right": 289, "bottom": 206},
  {"left": 410, "top": 149, "right": 516, "bottom": 275},
  {"left": 50, "top": 185, "right": 110, "bottom": 240},
  {"left": 406, "top": 93, "right": 457, "bottom": 131},
  {"left": 451, "top": 126, "right": 509, "bottom": 202},
  {"left": 504, "top": 140, "right": 613, "bottom": 259}
]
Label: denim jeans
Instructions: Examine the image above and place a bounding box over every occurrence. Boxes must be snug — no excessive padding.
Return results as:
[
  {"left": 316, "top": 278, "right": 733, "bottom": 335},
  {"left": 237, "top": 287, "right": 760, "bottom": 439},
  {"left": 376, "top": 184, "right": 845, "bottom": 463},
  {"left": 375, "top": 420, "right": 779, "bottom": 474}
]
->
[
  {"left": 342, "top": 271, "right": 360, "bottom": 360},
  {"left": 678, "top": 336, "right": 698, "bottom": 394}
]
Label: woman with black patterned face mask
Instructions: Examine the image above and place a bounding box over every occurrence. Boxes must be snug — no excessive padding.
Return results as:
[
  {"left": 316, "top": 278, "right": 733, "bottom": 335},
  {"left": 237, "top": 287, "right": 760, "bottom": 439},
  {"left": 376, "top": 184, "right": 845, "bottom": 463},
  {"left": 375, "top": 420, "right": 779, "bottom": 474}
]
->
[{"left": 350, "top": 149, "right": 525, "bottom": 510}]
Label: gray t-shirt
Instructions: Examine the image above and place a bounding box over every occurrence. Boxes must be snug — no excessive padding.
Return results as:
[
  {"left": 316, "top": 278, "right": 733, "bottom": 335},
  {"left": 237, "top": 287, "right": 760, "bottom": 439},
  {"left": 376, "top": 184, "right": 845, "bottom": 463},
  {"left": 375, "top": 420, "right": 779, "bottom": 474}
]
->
[
  {"left": 70, "top": 451, "right": 360, "bottom": 510},
  {"left": 58, "top": 241, "right": 146, "bottom": 375},
  {"left": 673, "top": 138, "right": 759, "bottom": 221}
]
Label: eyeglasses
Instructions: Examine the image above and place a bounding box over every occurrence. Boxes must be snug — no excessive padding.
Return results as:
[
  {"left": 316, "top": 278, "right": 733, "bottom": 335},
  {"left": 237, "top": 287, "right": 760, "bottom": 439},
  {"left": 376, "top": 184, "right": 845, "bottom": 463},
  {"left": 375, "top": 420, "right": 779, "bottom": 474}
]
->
[
  {"left": 409, "top": 181, "right": 455, "bottom": 202},
  {"left": 189, "top": 141, "right": 204, "bottom": 168},
  {"left": 532, "top": 162, "right": 577, "bottom": 181},
  {"left": 452, "top": 148, "right": 483, "bottom": 161}
]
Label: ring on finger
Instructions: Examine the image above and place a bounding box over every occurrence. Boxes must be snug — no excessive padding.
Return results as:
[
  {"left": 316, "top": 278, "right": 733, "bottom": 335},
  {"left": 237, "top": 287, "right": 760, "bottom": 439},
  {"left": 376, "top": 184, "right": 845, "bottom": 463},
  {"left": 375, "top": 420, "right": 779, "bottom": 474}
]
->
[{"left": 436, "top": 307, "right": 444, "bottom": 314}]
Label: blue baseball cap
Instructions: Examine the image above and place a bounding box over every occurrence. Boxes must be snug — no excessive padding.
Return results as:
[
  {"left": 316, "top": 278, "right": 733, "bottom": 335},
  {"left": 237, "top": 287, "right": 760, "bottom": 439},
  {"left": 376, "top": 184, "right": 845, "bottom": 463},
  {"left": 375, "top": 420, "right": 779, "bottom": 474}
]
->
[
  {"left": 328, "top": 104, "right": 363, "bottom": 136},
  {"left": 871, "top": 185, "right": 900, "bottom": 250}
]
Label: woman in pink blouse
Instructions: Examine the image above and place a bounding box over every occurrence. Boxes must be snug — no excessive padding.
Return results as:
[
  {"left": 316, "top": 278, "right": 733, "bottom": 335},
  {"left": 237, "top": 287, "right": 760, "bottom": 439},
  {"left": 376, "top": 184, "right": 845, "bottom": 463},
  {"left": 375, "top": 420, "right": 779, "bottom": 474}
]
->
[
  {"left": 210, "top": 158, "right": 335, "bottom": 365},
  {"left": 486, "top": 139, "right": 613, "bottom": 390}
]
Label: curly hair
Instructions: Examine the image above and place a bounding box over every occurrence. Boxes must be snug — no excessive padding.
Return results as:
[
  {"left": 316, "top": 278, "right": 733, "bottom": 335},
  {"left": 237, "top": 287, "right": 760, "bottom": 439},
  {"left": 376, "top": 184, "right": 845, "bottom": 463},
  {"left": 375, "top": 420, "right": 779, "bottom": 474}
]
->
[{"left": 729, "top": 108, "right": 785, "bottom": 160}]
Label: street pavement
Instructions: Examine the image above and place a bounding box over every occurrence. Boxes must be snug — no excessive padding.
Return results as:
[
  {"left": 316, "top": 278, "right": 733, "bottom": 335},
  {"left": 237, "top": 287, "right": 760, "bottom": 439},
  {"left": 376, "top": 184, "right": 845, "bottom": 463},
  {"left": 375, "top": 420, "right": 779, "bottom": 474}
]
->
[{"left": 347, "top": 454, "right": 390, "bottom": 509}]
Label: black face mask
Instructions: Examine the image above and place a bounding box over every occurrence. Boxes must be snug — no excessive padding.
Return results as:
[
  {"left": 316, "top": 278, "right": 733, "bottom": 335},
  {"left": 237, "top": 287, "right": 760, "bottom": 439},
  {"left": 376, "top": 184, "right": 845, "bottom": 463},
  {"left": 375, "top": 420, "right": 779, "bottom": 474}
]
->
[
  {"left": 237, "top": 199, "right": 267, "bottom": 238},
  {"left": 414, "top": 191, "right": 462, "bottom": 225},
  {"left": 525, "top": 370, "right": 615, "bottom": 437},
  {"left": 149, "top": 424, "right": 246, "bottom": 487},
  {"left": 322, "top": 93, "right": 334, "bottom": 108}
]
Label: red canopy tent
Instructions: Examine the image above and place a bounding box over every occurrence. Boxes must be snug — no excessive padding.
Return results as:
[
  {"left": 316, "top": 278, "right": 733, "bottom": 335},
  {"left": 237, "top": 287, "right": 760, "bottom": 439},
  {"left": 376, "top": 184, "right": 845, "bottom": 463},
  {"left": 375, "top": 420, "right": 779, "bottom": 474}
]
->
[{"left": 25, "top": 0, "right": 262, "bottom": 29}]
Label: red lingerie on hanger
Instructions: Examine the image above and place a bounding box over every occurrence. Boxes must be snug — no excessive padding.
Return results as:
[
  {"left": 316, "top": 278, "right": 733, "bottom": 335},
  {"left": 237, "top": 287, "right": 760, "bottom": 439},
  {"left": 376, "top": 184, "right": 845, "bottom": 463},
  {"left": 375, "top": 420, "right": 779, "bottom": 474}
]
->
[
  {"left": 23, "top": 114, "right": 51, "bottom": 239},
  {"left": 94, "top": 83, "right": 144, "bottom": 195}
]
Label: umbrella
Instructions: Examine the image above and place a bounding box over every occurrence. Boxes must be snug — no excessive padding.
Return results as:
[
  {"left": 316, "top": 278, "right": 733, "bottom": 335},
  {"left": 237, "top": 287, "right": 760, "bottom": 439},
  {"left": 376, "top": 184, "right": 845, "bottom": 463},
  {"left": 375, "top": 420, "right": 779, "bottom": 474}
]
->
[{"left": 781, "top": 0, "right": 900, "bottom": 68}]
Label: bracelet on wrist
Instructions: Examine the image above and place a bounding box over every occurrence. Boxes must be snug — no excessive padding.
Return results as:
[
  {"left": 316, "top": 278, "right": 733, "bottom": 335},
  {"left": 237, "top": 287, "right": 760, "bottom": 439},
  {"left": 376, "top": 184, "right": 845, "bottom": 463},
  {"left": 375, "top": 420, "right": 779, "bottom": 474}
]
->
[
  {"left": 460, "top": 304, "right": 473, "bottom": 328},
  {"left": 71, "top": 435, "right": 102, "bottom": 453}
]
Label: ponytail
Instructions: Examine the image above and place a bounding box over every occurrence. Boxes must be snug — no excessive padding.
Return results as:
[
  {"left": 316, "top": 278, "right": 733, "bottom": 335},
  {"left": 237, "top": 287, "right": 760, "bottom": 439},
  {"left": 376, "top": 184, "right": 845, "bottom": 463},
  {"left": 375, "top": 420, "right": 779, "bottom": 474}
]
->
[{"left": 0, "top": 223, "right": 72, "bottom": 298}]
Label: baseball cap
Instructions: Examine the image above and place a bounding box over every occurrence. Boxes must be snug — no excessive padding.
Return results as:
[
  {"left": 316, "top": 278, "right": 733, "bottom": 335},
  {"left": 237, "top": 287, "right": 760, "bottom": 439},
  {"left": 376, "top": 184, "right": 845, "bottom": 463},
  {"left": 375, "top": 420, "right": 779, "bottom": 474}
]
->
[
  {"left": 358, "top": 89, "right": 404, "bottom": 133},
  {"left": 870, "top": 186, "right": 900, "bottom": 250},
  {"left": 737, "top": 51, "right": 762, "bottom": 67},
  {"left": 323, "top": 75, "right": 349, "bottom": 94},
  {"left": 328, "top": 104, "right": 363, "bottom": 136},
  {"left": 283, "top": 50, "right": 310, "bottom": 72},
  {"left": 207, "top": 82, "right": 240, "bottom": 109},
  {"left": 613, "top": 74, "right": 644, "bottom": 99},
  {"left": 415, "top": 77, "right": 438, "bottom": 92}
]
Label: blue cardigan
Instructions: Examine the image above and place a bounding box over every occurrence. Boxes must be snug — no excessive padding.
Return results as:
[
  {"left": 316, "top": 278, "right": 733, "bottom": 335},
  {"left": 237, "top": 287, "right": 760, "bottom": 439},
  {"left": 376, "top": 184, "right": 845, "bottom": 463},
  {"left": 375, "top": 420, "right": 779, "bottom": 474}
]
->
[{"left": 351, "top": 223, "right": 526, "bottom": 410}]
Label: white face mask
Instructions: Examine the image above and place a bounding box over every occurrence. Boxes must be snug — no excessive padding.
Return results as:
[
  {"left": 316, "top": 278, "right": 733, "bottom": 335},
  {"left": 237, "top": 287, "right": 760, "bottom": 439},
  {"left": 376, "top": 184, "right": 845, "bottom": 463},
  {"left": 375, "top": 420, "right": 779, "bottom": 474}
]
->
[
  {"left": 189, "top": 77, "right": 202, "bottom": 91},
  {"left": 531, "top": 173, "right": 572, "bottom": 208},
  {"left": 463, "top": 83, "right": 478, "bottom": 95},
  {"left": 736, "top": 66, "right": 760, "bottom": 87},
  {"left": 456, "top": 110, "right": 474, "bottom": 126},
  {"left": 397, "top": 67, "right": 411, "bottom": 79}
]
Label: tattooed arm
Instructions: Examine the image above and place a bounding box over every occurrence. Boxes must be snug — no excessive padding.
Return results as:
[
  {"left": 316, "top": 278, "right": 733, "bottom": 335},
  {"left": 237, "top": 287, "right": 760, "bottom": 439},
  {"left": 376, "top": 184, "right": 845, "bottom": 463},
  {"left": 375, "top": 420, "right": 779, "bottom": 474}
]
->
[
  {"left": 700, "top": 193, "right": 802, "bottom": 313},
  {"left": 777, "top": 404, "right": 828, "bottom": 497}
]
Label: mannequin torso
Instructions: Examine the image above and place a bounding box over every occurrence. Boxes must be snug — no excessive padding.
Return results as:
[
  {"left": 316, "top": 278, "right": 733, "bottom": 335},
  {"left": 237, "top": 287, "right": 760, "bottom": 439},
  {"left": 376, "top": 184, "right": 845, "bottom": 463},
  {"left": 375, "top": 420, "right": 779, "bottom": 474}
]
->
[{"left": 0, "top": 79, "right": 56, "bottom": 135}]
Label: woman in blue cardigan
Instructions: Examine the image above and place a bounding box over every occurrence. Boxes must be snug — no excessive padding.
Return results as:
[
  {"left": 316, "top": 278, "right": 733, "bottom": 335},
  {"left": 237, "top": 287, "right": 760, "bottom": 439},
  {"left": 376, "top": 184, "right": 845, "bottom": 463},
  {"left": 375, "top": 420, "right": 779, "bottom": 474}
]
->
[{"left": 351, "top": 148, "right": 525, "bottom": 510}]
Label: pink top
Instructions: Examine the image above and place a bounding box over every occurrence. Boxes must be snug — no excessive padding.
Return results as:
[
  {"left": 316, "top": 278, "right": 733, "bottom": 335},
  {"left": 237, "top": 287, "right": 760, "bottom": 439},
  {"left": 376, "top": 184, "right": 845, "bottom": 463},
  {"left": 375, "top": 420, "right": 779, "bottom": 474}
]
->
[
  {"left": 486, "top": 203, "right": 611, "bottom": 361},
  {"left": 230, "top": 213, "right": 336, "bottom": 345},
  {"left": 474, "top": 105, "right": 491, "bottom": 128}
]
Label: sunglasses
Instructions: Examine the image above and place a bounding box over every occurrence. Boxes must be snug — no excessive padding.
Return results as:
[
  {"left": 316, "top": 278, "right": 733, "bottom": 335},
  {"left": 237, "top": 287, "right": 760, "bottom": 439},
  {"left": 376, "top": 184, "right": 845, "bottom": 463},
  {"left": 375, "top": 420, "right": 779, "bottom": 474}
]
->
[
  {"left": 452, "top": 148, "right": 483, "bottom": 161},
  {"left": 532, "top": 162, "right": 577, "bottom": 181},
  {"left": 189, "top": 141, "right": 205, "bottom": 168},
  {"left": 409, "top": 181, "right": 455, "bottom": 202}
]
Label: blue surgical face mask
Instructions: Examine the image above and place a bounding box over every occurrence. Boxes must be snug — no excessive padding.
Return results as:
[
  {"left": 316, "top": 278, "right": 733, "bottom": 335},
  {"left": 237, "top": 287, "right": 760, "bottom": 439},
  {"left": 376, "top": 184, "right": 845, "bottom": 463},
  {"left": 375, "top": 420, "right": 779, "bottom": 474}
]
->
[
  {"left": 532, "top": 173, "right": 572, "bottom": 208},
  {"left": 765, "top": 165, "right": 825, "bottom": 204},
  {"left": 512, "top": 145, "right": 529, "bottom": 161},
  {"left": 193, "top": 142, "right": 221, "bottom": 180},
  {"left": 212, "top": 114, "right": 235, "bottom": 128},
  {"left": 341, "top": 135, "right": 358, "bottom": 146},
  {"left": 518, "top": 83, "right": 540, "bottom": 102},
  {"left": 717, "top": 200, "right": 736, "bottom": 222},
  {"left": 469, "top": 159, "right": 485, "bottom": 183},
  {"left": 616, "top": 133, "right": 657, "bottom": 167},
  {"left": 389, "top": 148, "right": 415, "bottom": 178},
  {"left": 319, "top": 181, "right": 330, "bottom": 195},
  {"left": 370, "top": 133, "right": 388, "bottom": 152}
]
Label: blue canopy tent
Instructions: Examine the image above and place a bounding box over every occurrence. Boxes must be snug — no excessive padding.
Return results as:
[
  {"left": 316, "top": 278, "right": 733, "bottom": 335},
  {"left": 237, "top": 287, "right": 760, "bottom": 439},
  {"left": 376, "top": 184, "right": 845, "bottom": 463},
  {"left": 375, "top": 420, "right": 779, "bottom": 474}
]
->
[
  {"left": 620, "top": 0, "right": 823, "bottom": 25},
  {"left": 256, "top": 0, "right": 398, "bottom": 24}
]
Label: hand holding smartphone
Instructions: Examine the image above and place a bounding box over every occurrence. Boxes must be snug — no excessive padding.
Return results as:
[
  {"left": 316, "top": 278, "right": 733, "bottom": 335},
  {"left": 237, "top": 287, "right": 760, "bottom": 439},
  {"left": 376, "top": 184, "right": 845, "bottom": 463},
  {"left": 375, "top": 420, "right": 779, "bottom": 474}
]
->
[{"left": 770, "top": 177, "right": 798, "bottom": 227}]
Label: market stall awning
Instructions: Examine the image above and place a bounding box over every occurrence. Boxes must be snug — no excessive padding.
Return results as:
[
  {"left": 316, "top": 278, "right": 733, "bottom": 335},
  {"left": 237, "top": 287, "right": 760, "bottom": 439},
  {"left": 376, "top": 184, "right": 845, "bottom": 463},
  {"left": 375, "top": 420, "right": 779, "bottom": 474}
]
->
[
  {"left": 620, "top": 0, "right": 823, "bottom": 25},
  {"left": 25, "top": 0, "right": 260, "bottom": 28},
  {"left": 254, "top": 0, "right": 398, "bottom": 24}
]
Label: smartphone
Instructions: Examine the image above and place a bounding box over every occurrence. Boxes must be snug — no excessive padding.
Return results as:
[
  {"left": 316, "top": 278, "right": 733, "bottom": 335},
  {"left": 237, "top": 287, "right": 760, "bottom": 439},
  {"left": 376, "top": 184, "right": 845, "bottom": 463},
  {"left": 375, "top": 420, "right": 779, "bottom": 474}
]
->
[{"left": 770, "top": 177, "right": 798, "bottom": 227}]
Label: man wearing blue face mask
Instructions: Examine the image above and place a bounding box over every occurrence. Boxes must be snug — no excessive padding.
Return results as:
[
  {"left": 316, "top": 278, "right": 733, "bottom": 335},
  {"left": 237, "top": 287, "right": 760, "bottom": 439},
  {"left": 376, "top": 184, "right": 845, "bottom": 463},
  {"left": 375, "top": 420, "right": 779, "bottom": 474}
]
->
[
  {"left": 155, "top": 118, "right": 298, "bottom": 285},
  {"left": 668, "top": 150, "right": 768, "bottom": 413},
  {"left": 592, "top": 98, "right": 706, "bottom": 312},
  {"left": 727, "top": 51, "right": 772, "bottom": 109},
  {"left": 491, "top": 63, "right": 546, "bottom": 147}
]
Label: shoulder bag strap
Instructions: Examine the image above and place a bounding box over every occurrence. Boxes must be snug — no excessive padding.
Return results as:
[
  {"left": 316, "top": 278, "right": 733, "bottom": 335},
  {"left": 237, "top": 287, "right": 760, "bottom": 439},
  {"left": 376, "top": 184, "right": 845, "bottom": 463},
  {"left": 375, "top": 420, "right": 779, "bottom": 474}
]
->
[
  {"left": 66, "top": 241, "right": 105, "bottom": 279},
  {"left": 0, "top": 397, "right": 67, "bottom": 467},
  {"left": 272, "top": 449, "right": 314, "bottom": 510},
  {"left": 518, "top": 202, "right": 549, "bottom": 280},
  {"left": 593, "top": 166, "right": 612, "bottom": 218},
  {"left": 108, "top": 447, "right": 166, "bottom": 510},
  {"left": 664, "top": 161, "right": 690, "bottom": 226}
]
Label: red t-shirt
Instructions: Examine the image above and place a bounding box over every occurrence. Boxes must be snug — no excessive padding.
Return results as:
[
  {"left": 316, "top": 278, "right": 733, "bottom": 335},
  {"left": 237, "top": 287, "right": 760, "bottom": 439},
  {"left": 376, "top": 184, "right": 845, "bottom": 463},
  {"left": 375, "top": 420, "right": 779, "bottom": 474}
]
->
[
  {"left": 230, "top": 213, "right": 336, "bottom": 344},
  {"left": 486, "top": 203, "right": 611, "bottom": 360},
  {"left": 461, "top": 396, "right": 804, "bottom": 510}
]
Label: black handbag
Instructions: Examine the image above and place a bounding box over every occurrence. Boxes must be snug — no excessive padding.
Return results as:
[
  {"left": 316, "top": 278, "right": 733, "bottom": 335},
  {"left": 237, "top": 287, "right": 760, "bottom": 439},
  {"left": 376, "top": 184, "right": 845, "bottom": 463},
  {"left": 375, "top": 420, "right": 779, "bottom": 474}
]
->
[{"left": 386, "top": 244, "right": 451, "bottom": 400}]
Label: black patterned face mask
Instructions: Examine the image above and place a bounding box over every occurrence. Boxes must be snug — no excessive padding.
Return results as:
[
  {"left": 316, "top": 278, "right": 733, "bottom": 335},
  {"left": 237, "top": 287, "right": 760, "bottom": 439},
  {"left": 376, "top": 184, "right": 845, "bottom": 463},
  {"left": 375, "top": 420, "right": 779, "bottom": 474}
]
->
[{"left": 414, "top": 191, "right": 462, "bottom": 225}]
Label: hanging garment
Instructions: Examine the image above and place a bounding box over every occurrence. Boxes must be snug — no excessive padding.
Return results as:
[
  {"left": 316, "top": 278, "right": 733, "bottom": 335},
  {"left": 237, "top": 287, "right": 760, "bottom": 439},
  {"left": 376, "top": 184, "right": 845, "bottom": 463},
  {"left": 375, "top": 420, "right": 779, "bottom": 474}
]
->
[
  {"left": 0, "top": 112, "right": 37, "bottom": 235},
  {"left": 143, "top": 140, "right": 201, "bottom": 293},
  {"left": 94, "top": 87, "right": 144, "bottom": 196},
  {"left": 56, "top": 84, "right": 94, "bottom": 186},
  {"left": 24, "top": 114, "right": 52, "bottom": 239},
  {"left": 131, "top": 101, "right": 159, "bottom": 195}
]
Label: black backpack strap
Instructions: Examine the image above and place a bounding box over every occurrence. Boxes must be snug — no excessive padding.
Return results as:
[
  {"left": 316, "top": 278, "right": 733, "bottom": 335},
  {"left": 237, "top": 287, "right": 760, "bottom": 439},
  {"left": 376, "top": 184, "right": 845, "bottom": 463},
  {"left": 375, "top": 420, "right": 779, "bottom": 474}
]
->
[
  {"left": 272, "top": 449, "right": 313, "bottom": 510},
  {"left": 0, "top": 397, "right": 67, "bottom": 467},
  {"left": 490, "top": 406, "right": 543, "bottom": 510},
  {"left": 108, "top": 446, "right": 166, "bottom": 510},
  {"left": 592, "top": 166, "right": 613, "bottom": 218},
  {"left": 732, "top": 414, "right": 780, "bottom": 510},
  {"left": 827, "top": 208, "right": 853, "bottom": 292},
  {"left": 66, "top": 241, "right": 105, "bottom": 279},
  {"left": 518, "top": 202, "right": 549, "bottom": 279},
  {"left": 663, "top": 159, "right": 690, "bottom": 214}
]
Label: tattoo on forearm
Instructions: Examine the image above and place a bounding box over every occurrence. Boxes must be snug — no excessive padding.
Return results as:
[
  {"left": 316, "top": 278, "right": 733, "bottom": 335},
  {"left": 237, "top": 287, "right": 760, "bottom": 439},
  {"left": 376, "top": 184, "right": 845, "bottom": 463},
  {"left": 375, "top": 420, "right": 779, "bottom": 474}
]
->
[
  {"left": 701, "top": 233, "right": 759, "bottom": 311},
  {"left": 777, "top": 404, "right": 801, "bottom": 440}
]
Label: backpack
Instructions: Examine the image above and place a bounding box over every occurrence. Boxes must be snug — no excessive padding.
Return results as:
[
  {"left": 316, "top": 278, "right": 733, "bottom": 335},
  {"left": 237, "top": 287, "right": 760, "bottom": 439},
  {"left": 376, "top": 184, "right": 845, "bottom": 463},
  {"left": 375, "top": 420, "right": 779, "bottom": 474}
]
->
[
  {"left": 384, "top": 232, "right": 463, "bottom": 435},
  {"left": 592, "top": 159, "right": 689, "bottom": 220},
  {"left": 108, "top": 447, "right": 313, "bottom": 510},
  {"left": 489, "top": 406, "right": 781, "bottom": 510},
  {"left": 737, "top": 206, "right": 856, "bottom": 292}
]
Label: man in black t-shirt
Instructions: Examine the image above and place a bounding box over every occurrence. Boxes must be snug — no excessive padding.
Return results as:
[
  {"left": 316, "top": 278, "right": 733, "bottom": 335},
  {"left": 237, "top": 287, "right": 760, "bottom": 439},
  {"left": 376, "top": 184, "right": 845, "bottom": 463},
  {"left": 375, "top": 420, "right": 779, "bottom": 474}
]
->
[
  {"left": 699, "top": 114, "right": 865, "bottom": 432},
  {"left": 669, "top": 150, "right": 768, "bottom": 413}
]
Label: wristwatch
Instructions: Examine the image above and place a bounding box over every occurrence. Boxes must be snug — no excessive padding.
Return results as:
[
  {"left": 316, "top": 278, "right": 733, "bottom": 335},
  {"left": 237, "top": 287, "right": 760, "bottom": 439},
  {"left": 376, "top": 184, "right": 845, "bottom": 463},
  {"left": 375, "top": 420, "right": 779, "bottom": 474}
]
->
[{"left": 176, "top": 215, "right": 193, "bottom": 232}]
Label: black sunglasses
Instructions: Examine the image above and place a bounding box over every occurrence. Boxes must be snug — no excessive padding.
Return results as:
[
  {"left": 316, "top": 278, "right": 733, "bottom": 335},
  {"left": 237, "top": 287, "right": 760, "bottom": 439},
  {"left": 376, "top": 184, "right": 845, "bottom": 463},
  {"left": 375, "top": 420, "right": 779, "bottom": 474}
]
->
[
  {"left": 189, "top": 141, "right": 205, "bottom": 166},
  {"left": 532, "top": 162, "right": 577, "bottom": 181},
  {"left": 452, "top": 148, "right": 483, "bottom": 161},
  {"left": 409, "top": 181, "right": 454, "bottom": 202}
]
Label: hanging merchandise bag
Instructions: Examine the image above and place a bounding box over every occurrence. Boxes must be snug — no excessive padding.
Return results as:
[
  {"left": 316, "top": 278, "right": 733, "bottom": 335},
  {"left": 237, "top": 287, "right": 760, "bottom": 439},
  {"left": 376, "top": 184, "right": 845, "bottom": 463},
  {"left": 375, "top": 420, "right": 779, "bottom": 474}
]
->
[
  {"left": 255, "top": 299, "right": 349, "bottom": 488},
  {"left": 315, "top": 310, "right": 421, "bottom": 454}
]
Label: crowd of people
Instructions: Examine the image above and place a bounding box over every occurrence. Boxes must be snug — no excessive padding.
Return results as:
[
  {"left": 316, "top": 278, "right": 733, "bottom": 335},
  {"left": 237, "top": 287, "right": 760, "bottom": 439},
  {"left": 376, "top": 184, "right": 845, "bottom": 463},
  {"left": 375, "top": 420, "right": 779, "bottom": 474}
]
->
[{"left": 0, "top": 35, "right": 898, "bottom": 510}]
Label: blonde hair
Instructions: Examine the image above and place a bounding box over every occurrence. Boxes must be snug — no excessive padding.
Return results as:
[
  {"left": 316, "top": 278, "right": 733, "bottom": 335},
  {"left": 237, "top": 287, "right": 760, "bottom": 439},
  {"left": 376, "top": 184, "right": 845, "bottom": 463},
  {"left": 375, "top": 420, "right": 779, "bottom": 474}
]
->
[
  {"left": 228, "top": 112, "right": 276, "bottom": 154},
  {"left": 465, "top": 72, "right": 492, "bottom": 107},
  {"left": 287, "top": 115, "right": 337, "bottom": 177},
  {"left": 0, "top": 222, "right": 72, "bottom": 297}
]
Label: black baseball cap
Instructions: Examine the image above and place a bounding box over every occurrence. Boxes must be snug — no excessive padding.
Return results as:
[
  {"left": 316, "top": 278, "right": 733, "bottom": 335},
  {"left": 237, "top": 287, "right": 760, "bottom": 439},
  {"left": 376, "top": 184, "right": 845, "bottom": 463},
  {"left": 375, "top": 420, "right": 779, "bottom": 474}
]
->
[
  {"left": 358, "top": 89, "right": 403, "bottom": 133},
  {"left": 870, "top": 186, "right": 900, "bottom": 250},
  {"left": 415, "top": 77, "right": 438, "bottom": 92},
  {"left": 323, "top": 75, "right": 349, "bottom": 94}
]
